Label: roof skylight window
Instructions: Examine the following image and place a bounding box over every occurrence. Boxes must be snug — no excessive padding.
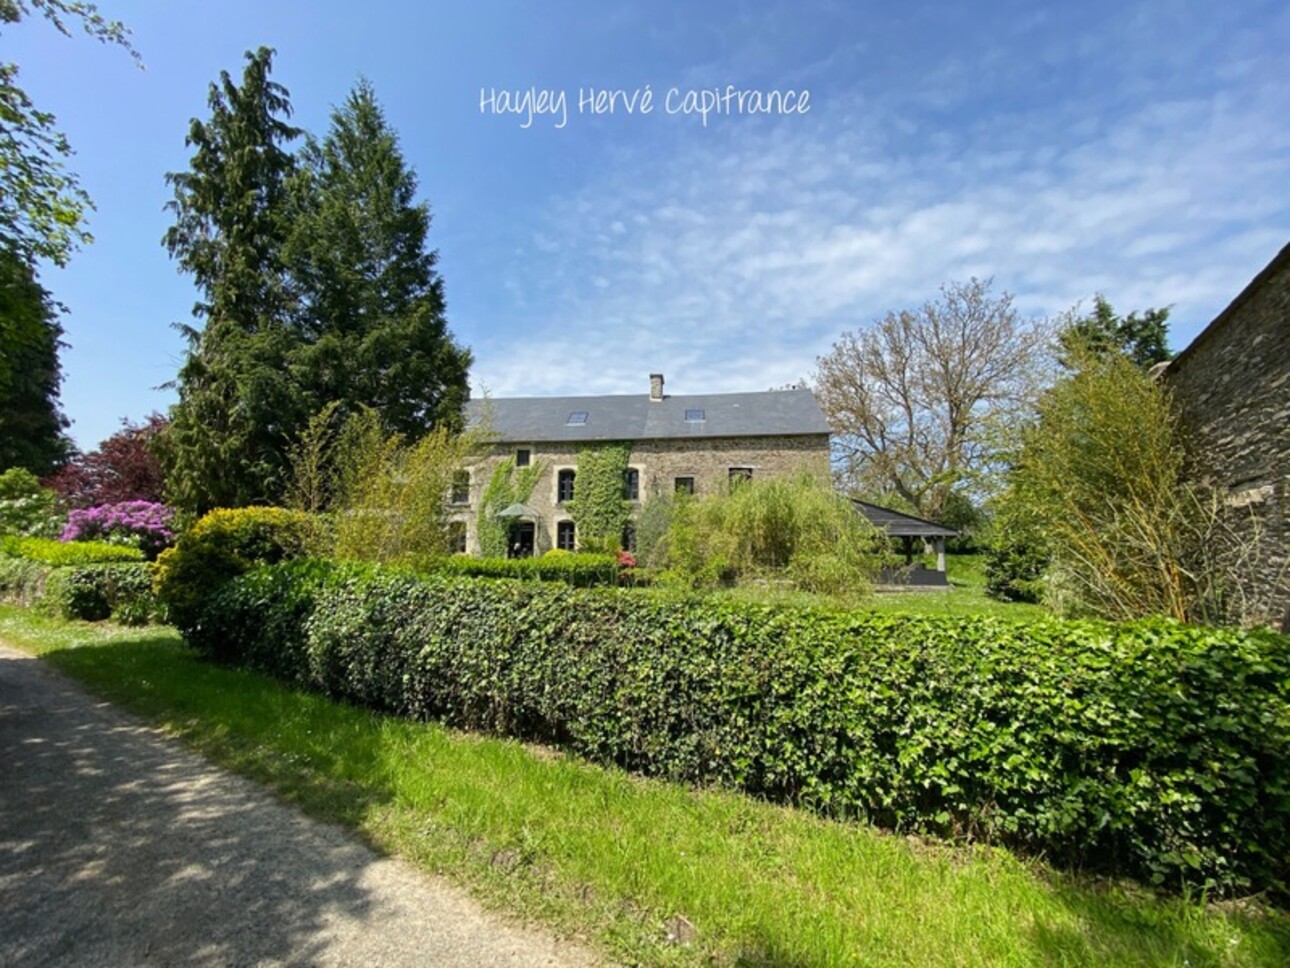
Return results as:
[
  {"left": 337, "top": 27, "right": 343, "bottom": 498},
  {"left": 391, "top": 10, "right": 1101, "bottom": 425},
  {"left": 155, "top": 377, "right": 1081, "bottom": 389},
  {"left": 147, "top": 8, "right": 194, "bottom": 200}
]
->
[
  {"left": 684, "top": 409, "right": 706, "bottom": 422},
  {"left": 566, "top": 411, "right": 589, "bottom": 425}
]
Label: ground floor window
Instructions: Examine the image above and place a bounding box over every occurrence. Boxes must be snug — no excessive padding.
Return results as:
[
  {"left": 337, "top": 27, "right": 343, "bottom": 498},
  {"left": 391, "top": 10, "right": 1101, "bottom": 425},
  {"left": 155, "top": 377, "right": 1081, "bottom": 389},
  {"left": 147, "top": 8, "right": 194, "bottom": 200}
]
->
[
  {"left": 557, "top": 520, "right": 576, "bottom": 551},
  {"left": 728, "top": 467, "right": 753, "bottom": 485},
  {"left": 448, "top": 520, "right": 467, "bottom": 554},
  {"left": 675, "top": 476, "right": 695, "bottom": 495},
  {"left": 621, "top": 521, "right": 636, "bottom": 552}
]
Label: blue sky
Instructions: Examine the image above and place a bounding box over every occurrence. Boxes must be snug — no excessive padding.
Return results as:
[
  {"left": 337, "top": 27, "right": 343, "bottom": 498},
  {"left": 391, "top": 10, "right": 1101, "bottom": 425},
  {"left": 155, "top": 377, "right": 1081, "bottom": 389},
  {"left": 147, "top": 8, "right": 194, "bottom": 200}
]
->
[{"left": 10, "top": 0, "right": 1289, "bottom": 449}]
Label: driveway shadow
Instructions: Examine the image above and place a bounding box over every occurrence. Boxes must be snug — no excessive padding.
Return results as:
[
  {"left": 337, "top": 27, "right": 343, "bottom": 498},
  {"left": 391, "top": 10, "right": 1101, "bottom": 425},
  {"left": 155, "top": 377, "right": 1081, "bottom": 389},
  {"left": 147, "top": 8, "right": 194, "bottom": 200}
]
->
[{"left": 0, "top": 644, "right": 592, "bottom": 967}]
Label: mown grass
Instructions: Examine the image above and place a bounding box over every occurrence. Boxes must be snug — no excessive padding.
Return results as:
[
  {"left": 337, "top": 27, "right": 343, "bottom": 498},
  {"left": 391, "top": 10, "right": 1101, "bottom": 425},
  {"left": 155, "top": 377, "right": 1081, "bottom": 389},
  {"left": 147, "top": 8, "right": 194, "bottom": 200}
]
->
[
  {"left": 3, "top": 604, "right": 1286, "bottom": 966},
  {"left": 710, "top": 554, "right": 1051, "bottom": 621}
]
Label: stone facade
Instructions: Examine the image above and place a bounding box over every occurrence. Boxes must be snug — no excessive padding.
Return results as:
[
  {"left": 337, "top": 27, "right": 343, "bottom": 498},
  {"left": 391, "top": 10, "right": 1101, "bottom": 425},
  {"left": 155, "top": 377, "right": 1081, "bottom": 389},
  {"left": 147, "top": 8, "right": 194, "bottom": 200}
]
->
[
  {"left": 1164, "top": 241, "right": 1290, "bottom": 629},
  {"left": 448, "top": 434, "right": 831, "bottom": 556}
]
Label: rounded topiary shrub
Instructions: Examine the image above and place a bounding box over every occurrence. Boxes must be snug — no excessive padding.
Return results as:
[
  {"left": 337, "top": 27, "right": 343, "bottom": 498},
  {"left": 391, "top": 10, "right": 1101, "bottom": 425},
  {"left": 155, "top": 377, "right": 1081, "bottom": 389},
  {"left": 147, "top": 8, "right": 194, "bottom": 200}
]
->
[{"left": 154, "top": 506, "right": 318, "bottom": 643}]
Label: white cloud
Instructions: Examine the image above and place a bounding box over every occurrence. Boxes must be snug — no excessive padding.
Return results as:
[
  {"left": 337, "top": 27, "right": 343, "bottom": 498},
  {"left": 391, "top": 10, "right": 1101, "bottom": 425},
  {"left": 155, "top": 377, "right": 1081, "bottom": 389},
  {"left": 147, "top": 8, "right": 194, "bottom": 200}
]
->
[{"left": 471, "top": 28, "right": 1290, "bottom": 400}]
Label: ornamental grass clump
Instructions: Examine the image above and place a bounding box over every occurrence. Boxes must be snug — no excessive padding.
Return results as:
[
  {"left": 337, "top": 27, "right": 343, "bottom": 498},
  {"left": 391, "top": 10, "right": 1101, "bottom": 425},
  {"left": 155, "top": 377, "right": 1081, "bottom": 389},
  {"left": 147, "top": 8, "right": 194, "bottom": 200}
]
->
[{"left": 61, "top": 501, "right": 175, "bottom": 560}]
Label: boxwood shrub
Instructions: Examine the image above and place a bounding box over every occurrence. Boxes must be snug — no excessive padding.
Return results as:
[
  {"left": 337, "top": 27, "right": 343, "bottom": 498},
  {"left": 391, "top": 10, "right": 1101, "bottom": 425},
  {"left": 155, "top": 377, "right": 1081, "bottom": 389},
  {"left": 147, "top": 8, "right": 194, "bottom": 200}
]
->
[
  {"left": 196, "top": 560, "right": 1289, "bottom": 897},
  {"left": 153, "top": 506, "right": 318, "bottom": 633}
]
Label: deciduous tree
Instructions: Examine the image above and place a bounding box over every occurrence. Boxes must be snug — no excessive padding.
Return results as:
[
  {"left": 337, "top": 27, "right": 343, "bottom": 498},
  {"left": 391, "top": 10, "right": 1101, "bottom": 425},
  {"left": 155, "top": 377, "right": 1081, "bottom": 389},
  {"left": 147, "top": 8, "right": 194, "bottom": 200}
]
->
[
  {"left": 814, "top": 278, "right": 1049, "bottom": 519},
  {"left": 0, "top": 1, "right": 139, "bottom": 266},
  {"left": 44, "top": 413, "right": 167, "bottom": 507}
]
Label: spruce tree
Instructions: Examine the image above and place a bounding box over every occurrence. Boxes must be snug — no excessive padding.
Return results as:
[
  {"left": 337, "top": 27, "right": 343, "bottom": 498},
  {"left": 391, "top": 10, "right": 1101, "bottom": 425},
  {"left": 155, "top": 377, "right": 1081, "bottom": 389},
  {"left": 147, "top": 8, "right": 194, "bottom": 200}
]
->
[
  {"left": 161, "top": 47, "right": 302, "bottom": 511},
  {"left": 285, "top": 79, "right": 471, "bottom": 435}
]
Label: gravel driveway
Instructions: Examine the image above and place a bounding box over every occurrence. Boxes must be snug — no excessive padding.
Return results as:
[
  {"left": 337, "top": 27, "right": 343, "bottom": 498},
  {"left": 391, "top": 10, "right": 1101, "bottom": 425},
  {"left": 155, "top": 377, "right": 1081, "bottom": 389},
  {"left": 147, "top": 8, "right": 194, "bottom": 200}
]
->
[{"left": 0, "top": 643, "right": 599, "bottom": 967}]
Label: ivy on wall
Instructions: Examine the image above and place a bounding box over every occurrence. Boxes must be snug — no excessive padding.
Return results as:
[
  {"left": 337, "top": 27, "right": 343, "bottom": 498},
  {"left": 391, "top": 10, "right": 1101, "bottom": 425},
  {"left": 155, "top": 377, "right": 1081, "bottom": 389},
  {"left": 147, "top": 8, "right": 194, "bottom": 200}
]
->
[
  {"left": 476, "top": 457, "right": 543, "bottom": 557},
  {"left": 566, "top": 442, "right": 633, "bottom": 549}
]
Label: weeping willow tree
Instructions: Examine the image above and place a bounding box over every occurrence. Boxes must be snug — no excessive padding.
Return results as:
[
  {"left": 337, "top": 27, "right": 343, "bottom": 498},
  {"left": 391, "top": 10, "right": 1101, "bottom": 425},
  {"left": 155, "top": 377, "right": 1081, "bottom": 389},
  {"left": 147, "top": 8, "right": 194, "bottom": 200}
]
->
[{"left": 646, "top": 473, "right": 887, "bottom": 594}]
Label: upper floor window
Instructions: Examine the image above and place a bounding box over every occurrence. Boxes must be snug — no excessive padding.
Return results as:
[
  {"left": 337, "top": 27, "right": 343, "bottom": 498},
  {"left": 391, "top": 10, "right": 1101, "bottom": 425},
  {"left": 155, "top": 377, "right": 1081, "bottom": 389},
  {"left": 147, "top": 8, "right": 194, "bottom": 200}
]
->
[
  {"left": 729, "top": 467, "right": 753, "bottom": 486},
  {"left": 515, "top": 448, "right": 531, "bottom": 468},
  {"left": 675, "top": 476, "right": 695, "bottom": 496},
  {"left": 450, "top": 470, "right": 470, "bottom": 504},
  {"left": 557, "top": 468, "right": 576, "bottom": 503},
  {"left": 623, "top": 467, "right": 640, "bottom": 501}
]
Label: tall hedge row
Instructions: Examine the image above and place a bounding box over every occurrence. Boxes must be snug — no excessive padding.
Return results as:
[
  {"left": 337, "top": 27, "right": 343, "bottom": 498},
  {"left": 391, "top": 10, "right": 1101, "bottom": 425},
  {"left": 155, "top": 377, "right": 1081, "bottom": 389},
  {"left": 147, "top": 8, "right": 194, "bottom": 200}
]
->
[{"left": 191, "top": 560, "right": 1290, "bottom": 896}]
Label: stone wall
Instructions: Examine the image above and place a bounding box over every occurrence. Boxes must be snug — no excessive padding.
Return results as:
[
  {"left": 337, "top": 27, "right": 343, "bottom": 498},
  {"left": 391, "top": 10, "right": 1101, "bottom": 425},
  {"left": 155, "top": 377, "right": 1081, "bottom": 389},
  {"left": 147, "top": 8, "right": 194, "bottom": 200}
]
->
[
  {"left": 1165, "top": 242, "right": 1290, "bottom": 629},
  {"left": 449, "top": 434, "right": 831, "bottom": 555}
]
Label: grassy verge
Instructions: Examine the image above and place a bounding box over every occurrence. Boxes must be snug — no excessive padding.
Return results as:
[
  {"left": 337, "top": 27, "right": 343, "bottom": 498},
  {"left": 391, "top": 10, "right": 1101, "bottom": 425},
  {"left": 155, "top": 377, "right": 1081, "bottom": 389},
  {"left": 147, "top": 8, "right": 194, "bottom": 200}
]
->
[{"left": 3, "top": 604, "right": 1286, "bottom": 966}]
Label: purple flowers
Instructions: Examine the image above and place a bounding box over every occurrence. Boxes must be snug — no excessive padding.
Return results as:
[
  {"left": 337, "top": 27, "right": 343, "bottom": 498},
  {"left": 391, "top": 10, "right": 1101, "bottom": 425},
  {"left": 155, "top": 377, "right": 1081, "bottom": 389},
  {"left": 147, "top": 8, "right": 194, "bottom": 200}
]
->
[{"left": 61, "top": 501, "right": 176, "bottom": 560}]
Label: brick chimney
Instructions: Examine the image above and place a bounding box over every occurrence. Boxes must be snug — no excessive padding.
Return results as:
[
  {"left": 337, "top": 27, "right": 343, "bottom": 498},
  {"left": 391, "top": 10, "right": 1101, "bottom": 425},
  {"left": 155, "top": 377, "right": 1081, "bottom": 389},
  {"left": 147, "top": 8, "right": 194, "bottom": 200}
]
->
[{"left": 649, "top": 373, "right": 665, "bottom": 401}]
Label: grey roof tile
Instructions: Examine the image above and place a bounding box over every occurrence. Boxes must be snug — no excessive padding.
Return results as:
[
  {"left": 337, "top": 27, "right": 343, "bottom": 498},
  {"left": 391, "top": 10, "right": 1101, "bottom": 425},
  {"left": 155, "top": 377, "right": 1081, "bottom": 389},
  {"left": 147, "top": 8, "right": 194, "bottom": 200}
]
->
[{"left": 467, "top": 388, "right": 831, "bottom": 442}]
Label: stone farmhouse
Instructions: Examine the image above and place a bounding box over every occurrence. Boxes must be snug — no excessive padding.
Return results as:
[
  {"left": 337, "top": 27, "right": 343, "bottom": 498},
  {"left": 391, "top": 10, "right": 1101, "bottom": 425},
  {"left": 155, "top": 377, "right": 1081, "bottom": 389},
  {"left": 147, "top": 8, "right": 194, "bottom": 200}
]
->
[
  {"left": 1163, "top": 240, "right": 1290, "bottom": 630},
  {"left": 453, "top": 374, "right": 831, "bottom": 556}
]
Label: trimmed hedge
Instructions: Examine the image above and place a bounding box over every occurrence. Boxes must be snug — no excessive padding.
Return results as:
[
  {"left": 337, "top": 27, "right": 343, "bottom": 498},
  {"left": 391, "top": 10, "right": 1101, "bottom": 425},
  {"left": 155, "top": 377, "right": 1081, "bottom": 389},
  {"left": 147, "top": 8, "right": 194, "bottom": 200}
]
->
[
  {"left": 196, "top": 560, "right": 1290, "bottom": 897},
  {"left": 0, "top": 554, "right": 47, "bottom": 606},
  {"left": 430, "top": 552, "right": 621, "bottom": 587},
  {"left": 1, "top": 536, "right": 159, "bottom": 622},
  {"left": 1, "top": 535, "right": 145, "bottom": 565},
  {"left": 40, "top": 563, "right": 161, "bottom": 624}
]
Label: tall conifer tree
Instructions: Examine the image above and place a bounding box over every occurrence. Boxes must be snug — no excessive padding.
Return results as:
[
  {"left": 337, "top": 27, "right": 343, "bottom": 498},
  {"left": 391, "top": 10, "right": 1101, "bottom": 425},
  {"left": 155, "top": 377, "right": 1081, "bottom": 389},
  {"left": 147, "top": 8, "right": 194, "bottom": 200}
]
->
[
  {"left": 285, "top": 80, "right": 470, "bottom": 435},
  {"left": 161, "top": 47, "right": 301, "bottom": 511}
]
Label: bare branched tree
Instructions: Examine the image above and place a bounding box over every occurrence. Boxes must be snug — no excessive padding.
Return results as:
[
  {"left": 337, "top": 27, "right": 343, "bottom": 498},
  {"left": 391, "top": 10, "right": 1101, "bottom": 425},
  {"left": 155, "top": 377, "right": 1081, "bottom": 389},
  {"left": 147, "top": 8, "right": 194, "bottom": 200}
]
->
[{"left": 814, "top": 278, "right": 1051, "bottom": 519}]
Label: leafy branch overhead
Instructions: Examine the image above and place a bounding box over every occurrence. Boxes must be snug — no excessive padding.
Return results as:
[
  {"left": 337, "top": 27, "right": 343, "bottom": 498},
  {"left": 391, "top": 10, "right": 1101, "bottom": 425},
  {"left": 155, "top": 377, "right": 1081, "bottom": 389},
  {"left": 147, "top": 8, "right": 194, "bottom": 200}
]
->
[{"left": 0, "top": 1, "right": 140, "bottom": 266}]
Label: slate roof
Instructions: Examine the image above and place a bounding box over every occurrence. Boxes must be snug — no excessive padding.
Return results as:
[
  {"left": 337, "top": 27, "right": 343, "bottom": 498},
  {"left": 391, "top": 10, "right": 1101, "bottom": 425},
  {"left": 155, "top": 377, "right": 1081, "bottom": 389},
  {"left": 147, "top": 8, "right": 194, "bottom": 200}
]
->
[
  {"left": 467, "top": 387, "right": 831, "bottom": 443},
  {"left": 852, "top": 499, "right": 958, "bottom": 538}
]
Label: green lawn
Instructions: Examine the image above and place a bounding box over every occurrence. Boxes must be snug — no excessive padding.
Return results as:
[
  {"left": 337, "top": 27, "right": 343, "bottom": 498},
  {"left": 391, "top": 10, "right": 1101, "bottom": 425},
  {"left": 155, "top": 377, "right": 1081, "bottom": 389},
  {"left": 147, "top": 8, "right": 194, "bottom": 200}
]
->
[
  {"left": 710, "top": 554, "right": 1051, "bottom": 621},
  {"left": 2, "top": 604, "right": 1285, "bottom": 966}
]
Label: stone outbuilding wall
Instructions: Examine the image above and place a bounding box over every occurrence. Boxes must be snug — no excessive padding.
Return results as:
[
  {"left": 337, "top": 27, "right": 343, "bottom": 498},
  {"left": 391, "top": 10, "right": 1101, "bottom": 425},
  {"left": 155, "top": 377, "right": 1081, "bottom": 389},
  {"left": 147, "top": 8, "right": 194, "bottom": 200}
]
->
[
  {"left": 449, "top": 434, "right": 831, "bottom": 555},
  {"left": 1164, "top": 241, "right": 1290, "bottom": 630}
]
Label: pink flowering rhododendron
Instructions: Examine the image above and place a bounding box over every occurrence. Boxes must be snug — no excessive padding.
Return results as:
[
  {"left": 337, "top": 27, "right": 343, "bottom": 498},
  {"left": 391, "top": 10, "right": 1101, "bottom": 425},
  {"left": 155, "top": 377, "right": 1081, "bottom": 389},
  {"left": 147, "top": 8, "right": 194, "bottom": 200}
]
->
[{"left": 60, "top": 501, "right": 175, "bottom": 559}]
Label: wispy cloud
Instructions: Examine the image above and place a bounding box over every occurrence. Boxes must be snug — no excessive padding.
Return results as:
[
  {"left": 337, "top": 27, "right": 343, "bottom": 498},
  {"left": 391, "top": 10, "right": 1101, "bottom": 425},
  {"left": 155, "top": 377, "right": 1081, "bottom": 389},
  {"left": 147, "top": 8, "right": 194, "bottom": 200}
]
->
[{"left": 456, "top": 1, "right": 1290, "bottom": 399}]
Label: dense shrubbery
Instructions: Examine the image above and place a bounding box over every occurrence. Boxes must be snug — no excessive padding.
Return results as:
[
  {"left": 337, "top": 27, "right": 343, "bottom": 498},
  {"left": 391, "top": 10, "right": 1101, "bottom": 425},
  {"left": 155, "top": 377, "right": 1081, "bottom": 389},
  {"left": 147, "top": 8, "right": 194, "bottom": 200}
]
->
[
  {"left": 194, "top": 559, "right": 1289, "bottom": 897},
  {"left": 0, "top": 535, "right": 159, "bottom": 622},
  {"left": 39, "top": 563, "right": 161, "bottom": 623},
  {"left": 60, "top": 501, "right": 175, "bottom": 559},
  {"left": 2, "top": 534, "right": 144, "bottom": 564},
  {"left": 153, "top": 506, "right": 318, "bottom": 633},
  {"left": 0, "top": 467, "right": 62, "bottom": 538},
  {"left": 429, "top": 552, "right": 622, "bottom": 587}
]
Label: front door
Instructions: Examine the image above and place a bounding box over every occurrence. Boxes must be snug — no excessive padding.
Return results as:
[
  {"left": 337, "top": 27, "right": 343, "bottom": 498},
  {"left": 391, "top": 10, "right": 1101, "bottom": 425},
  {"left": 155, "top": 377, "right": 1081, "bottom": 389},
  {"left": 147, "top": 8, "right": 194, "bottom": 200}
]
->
[{"left": 507, "top": 521, "right": 535, "bottom": 558}]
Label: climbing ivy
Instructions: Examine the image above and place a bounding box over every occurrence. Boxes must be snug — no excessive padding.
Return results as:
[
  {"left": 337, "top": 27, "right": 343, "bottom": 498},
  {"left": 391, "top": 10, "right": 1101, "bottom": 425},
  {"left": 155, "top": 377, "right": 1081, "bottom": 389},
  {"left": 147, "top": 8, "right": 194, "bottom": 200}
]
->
[
  {"left": 566, "top": 443, "right": 633, "bottom": 549},
  {"left": 476, "top": 457, "right": 543, "bottom": 557}
]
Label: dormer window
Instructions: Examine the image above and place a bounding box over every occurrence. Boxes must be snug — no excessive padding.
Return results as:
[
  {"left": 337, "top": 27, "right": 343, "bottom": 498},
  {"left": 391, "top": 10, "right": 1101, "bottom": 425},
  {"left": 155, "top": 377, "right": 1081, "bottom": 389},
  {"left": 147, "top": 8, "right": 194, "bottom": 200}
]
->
[
  {"left": 684, "top": 409, "right": 706, "bottom": 422},
  {"left": 566, "top": 411, "right": 589, "bottom": 425}
]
